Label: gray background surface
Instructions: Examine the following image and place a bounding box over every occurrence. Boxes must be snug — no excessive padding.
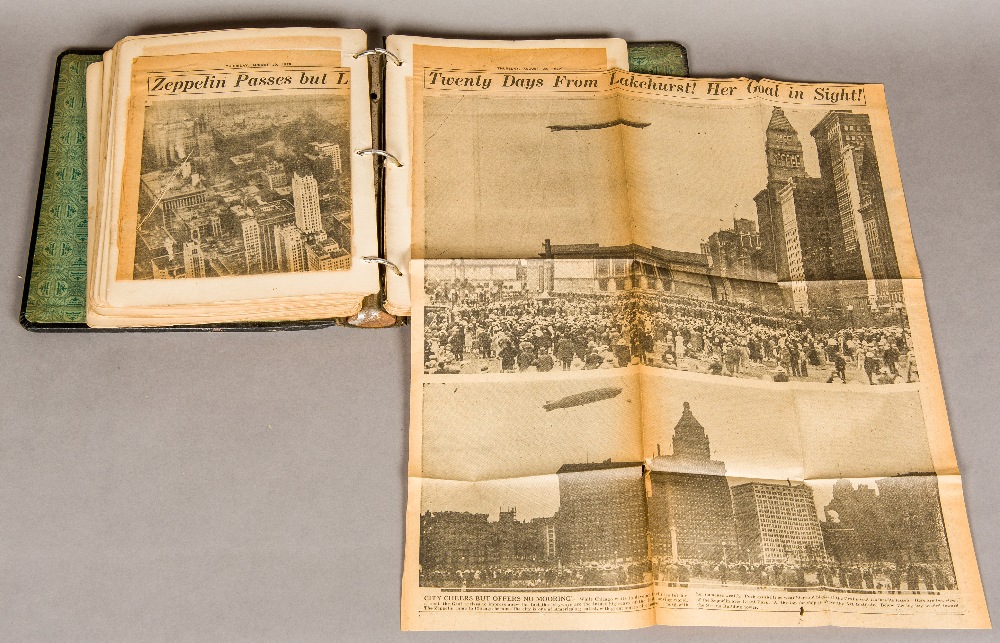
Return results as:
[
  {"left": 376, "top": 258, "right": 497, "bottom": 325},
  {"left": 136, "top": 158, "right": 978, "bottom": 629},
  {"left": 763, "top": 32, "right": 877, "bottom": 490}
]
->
[{"left": 1, "top": 1, "right": 997, "bottom": 640}]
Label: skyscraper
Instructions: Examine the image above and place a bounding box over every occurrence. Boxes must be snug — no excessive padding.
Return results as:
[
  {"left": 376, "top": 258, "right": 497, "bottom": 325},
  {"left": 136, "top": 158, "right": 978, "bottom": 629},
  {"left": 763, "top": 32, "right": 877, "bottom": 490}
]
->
[
  {"left": 181, "top": 238, "right": 206, "bottom": 279},
  {"left": 750, "top": 107, "right": 905, "bottom": 313},
  {"left": 291, "top": 172, "right": 322, "bottom": 234},
  {"left": 810, "top": 111, "right": 900, "bottom": 285},
  {"left": 648, "top": 402, "right": 737, "bottom": 563},
  {"left": 250, "top": 207, "right": 296, "bottom": 273},
  {"left": 754, "top": 107, "right": 809, "bottom": 280},
  {"left": 274, "top": 223, "right": 307, "bottom": 273},
  {"left": 554, "top": 461, "right": 647, "bottom": 565},
  {"left": 776, "top": 175, "right": 835, "bottom": 313},
  {"left": 732, "top": 481, "right": 827, "bottom": 566},
  {"left": 240, "top": 216, "right": 263, "bottom": 274}
]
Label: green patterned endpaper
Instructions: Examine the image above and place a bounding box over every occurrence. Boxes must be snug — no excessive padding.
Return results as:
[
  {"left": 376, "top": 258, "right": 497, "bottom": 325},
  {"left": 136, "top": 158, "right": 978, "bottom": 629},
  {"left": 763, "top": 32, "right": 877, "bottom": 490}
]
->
[
  {"left": 627, "top": 42, "right": 688, "bottom": 77},
  {"left": 22, "top": 52, "right": 102, "bottom": 328}
]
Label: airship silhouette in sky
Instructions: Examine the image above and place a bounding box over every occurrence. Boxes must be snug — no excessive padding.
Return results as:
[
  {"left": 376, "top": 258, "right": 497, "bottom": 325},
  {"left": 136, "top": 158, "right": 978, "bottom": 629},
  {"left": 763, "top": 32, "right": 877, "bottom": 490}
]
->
[{"left": 543, "top": 387, "right": 623, "bottom": 411}]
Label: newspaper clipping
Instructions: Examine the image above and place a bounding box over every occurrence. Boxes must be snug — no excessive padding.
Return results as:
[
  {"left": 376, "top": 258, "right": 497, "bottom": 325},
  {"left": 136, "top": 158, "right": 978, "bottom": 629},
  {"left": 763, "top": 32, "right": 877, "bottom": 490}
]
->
[
  {"left": 119, "top": 50, "right": 353, "bottom": 283},
  {"left": 397, "top": 41, "right": 989, "bottom": 631}
]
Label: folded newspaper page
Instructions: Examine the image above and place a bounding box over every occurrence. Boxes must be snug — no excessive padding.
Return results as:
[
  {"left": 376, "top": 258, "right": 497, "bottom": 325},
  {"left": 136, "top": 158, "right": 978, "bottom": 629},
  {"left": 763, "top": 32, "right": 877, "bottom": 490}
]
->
[{"left": 394, "top": 42, "right": 989, "bottom": 630}]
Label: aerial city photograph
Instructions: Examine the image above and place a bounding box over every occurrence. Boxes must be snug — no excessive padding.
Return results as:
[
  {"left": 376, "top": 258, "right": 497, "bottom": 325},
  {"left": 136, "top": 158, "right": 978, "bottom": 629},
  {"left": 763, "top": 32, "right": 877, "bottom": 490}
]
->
[{"left": 133, "top": 94, "right": 352, "bottom": 280}]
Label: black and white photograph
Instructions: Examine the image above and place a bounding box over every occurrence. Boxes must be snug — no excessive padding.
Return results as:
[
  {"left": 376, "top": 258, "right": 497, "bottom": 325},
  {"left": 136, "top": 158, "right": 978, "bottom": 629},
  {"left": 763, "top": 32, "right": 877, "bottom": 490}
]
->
[
  {"left": 414, "top": 369, "right": 951, "bottom": 594},
  {"left": 421, "top": 93, "right": 632, "bottom": 260},
  {"left": 644, "top": 376, "right": 955, "bottom": 594},
  {"left": 420, "top": 376, "right": 641, "bottom": 482},
  {"left": 423, "top": 257, "right": 915, "bottom": 386},
  {"left": 419, "top": 467, "right": 650, "bottom": 590},
  {"left": 651, "top": 470, "right": 957, "bottom": 595},
  {"left": 133, "top": 94, "right": 352, "bottom": 280},
  {"left": 420, "top": 92, "right": 916, "bottom": 385},
  {"left": 418, "top": 375, "right": 647, "bottom": 590},
  {"left": 421, "top": 259, "right": 628, "bottom": 375}
]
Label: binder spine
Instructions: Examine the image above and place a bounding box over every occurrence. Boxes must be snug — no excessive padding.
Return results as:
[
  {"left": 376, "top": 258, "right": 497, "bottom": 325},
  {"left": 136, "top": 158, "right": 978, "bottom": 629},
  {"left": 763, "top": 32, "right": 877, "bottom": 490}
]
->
[{"left": 345, "top": 48, "right": 404, "bottom": 328}]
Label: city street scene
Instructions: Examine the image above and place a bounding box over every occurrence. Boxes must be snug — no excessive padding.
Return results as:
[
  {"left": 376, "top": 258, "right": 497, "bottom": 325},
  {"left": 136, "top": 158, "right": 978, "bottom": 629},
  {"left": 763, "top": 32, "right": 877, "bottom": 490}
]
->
[
  {"left": 419, "top": 466, "right": 651, "bottom": 590},
  {"left": 132, "top": 94, "right": 352, "bottom": 280},
  {"left": 414, "top": 393, "right": 954, "bottom": 594},
  {"left": 648, "top": 400, "right": 955, "bottom": 594},
  {"left": 421, "top": 107, "right": 916, "bottom": 385},
  {"left": 418, "top": 375, "right": 647, "bottom": 590},
  {"left": 423, "top": 261, "right": 913, "bottom": 385}
]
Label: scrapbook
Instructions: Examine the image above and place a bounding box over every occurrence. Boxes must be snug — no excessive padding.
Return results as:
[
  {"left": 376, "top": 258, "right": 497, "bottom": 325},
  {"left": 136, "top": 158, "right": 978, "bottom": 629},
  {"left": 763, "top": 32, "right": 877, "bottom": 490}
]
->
[{"left": 18, "top": 29, "right": 989, "bottom": 631}]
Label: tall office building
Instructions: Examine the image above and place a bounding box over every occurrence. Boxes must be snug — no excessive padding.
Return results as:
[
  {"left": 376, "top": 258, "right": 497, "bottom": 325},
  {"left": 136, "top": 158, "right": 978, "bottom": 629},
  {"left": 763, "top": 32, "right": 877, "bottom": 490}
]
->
[
  {"left": 754, "top": 107, "right": 809, "bottom": 280},
  {"left": 648, "top": 402, "right": 737, "bottom": 563},
  {"left": 248, "top": 208, "right": 297, "bottom": 273},
  {"left": 750, "top": 107, "right": 906, "bottom": 312},
  {"left": 274, "top": 223, "right": 307, "bottom": 273},
  {"left": 181, "top": 238, "right": 206, "bottom": 279},
  {"left": 810, "top": 111, "right": 900, "bottom": 284},
  {"left": 240, "top": 216, "right": 263, "bottom": 274},
  {"left": 291, "top": 172, "right": 322, "bottom": 234},
  {"left": 732, "top": 481, "right": 827, "bottom": 566},
  {"left": 554, "top": 461, "right": 647, "bottom": 565},
  {"left": 776, "top": 175, "right": 835, "bottom": 313},
  {"left": 309, "top": 142, "right": 343, "bottom": 176}
]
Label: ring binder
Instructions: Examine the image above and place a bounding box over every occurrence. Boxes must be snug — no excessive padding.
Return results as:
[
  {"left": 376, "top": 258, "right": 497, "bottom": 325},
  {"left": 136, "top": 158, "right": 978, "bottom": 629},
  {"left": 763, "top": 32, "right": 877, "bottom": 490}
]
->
[
  {"left": 355, "top": 148, "right": 403, "bottom": 167},
  {"left": 352, "top": 48, "right": 404, "bottom": 66},
  {"left": 362, "top": 256, "right": 403, "bottom": 276}
]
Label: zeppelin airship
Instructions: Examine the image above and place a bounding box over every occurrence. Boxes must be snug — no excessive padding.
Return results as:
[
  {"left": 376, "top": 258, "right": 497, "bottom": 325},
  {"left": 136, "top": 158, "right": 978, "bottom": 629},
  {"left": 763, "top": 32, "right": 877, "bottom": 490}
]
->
[{"left": 543, "top": 387, "right": 623, "bottom": 411}]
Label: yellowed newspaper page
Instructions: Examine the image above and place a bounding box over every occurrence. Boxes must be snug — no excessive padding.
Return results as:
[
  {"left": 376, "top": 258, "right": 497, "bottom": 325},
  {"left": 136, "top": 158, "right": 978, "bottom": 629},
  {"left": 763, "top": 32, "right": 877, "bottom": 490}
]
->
[
  {"left": 87, "top": 29, "right": 379, "bottom": 325},
  {"left": 400, "top": 61, "right": 989, "bottom": 630}
]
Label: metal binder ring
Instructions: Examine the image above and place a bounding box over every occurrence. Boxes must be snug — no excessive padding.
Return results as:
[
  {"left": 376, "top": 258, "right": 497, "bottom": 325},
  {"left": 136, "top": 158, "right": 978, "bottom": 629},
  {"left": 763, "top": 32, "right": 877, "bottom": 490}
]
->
[
  {"left": 352, "top": 48, "right": 404, "bottom": 66},
  {"left": 362, "top": 256, "right": 404, "bottom": 276},
  {"left": 355, "top": 148, "right": 403, "bottom": 167}
]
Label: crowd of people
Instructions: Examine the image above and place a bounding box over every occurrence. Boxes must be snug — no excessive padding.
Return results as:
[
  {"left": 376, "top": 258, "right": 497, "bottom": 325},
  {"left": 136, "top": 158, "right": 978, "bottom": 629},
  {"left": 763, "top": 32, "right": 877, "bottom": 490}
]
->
[
  {"left": 420, "top": 556, "right": 955, "bottom": 593},
  {"left": 424, "top": 281, "right": 633, "bottom": 374},
  {"left": 420, "top": 560, "right": 651, "bottom": 589},
  {"left": 636, "top": 292, "right": 917, "bottom": 384},
  {"left": 652, "top": 559, "right": 956, "bottom": 594},
  {"left": 423, "top": 279, "right": 917, "bottom": 385}
]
